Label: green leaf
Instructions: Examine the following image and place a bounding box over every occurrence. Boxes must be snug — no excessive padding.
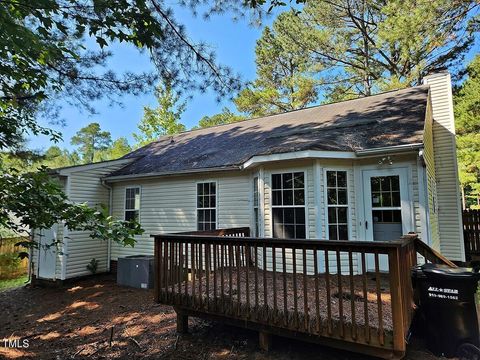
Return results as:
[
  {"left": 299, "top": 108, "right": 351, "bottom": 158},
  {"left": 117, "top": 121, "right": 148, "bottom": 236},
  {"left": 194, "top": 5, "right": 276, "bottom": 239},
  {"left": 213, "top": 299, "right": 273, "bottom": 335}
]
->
[{"left": 96, "top": 37, "right": 108, "bottom": 49}]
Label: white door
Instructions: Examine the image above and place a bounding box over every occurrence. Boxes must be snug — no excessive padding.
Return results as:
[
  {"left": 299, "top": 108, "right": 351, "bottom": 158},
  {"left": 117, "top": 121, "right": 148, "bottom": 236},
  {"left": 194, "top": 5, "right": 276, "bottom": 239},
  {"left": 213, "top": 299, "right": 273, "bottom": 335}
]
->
[
  {"left": 38, "top": 225, "right": 57, "bottom": 279},
  {"left": 362, "top": 168, "right": 413, "bottom": 270}
]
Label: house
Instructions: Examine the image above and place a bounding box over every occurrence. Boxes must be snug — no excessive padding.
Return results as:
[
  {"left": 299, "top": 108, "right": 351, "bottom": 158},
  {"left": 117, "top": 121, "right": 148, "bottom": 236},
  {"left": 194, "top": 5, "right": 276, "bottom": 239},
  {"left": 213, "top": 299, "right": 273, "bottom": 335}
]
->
[{"left": 32, "top": 71, "right": 464, "bottom": 282}]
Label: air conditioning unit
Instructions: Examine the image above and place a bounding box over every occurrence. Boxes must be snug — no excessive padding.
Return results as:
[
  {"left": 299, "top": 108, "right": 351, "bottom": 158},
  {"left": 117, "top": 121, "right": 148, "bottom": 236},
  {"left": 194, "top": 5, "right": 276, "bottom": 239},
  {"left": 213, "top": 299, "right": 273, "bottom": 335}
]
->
[{"left": 117, "top": 255, "right": 154, "bottom": 289}]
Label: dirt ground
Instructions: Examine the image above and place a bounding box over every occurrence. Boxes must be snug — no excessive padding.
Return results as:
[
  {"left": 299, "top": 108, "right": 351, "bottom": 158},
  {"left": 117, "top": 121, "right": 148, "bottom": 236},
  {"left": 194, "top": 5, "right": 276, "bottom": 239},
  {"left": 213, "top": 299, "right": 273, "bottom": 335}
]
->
[{"left": 0, "top": 274, "right": 441, "bottom": 360}]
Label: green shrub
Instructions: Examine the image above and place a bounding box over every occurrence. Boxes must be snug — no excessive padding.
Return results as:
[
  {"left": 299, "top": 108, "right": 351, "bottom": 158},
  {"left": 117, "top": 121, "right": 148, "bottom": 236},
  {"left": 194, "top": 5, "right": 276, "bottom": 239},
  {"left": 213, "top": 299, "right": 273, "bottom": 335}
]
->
[
  {"left": 0, "top": 253, "right": 23, "bottom": 280},
  {"left": 86, "top": 258, "right": 99, "bottom": 274}
]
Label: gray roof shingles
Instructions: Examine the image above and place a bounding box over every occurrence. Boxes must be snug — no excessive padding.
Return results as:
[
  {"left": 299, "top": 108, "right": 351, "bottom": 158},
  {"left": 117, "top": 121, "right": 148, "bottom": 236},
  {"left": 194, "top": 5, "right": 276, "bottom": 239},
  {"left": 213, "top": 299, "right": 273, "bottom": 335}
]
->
[{"left": 109, "top": 85, "right": 428, "bottom": 178}]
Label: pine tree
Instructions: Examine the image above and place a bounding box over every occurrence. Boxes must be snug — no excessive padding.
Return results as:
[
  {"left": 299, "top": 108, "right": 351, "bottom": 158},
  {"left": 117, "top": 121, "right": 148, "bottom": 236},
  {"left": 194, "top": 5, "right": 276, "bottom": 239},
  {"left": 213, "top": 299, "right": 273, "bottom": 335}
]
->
[
  {"left": 71, "top": 123, "right": 112, "bottom": 163},
  {"left": 454, "top": 55, "right": 480, "bottom": 209},
  {"left": 43, "top": 146, "right": 81, "bottom": 168},
  {"left": 133, "top": 81, "right": 186, "bottom": 147},
  {"left": 235, "top": 12, "right": 319, "bottom": 117},
  {"left": 195, "top": 108, "right": 245, "bottom": 129},
  {"left": 96, "top": 137, "right": 132, "bottom": 161},
  {"left": 268, "top": 1, "right": 478, "bottom": 101}
]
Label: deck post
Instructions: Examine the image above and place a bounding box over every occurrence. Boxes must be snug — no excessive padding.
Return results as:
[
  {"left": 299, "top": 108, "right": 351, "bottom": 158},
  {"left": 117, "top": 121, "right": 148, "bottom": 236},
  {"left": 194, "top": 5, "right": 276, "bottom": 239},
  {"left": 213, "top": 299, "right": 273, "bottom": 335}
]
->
[
  {"left": 176, "top": 311, "right": 189, "bottom": 334},
  {"left": 388, "top": 247, "right": 406, "bottom": 357},
  {"left": 154, "top": 239, "right": 160, "bottom": 303},
  {"left": 259, "top": 331, "right": 271, "bottom": 351}
]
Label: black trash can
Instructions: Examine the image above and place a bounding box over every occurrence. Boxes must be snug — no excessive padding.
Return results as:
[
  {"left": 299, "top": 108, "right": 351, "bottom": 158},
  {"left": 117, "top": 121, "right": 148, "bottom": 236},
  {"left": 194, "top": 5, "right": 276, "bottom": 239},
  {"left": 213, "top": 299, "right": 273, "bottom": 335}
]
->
[{"left": 412, "top": 263, "right": 480, "bottom": 357}]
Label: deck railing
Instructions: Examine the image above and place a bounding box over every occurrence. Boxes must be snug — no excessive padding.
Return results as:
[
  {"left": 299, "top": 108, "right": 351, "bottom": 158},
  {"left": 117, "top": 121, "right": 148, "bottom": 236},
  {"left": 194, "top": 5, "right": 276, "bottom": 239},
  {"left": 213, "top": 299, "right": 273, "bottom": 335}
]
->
[
  {"left": 463, "top": 209, "right": 480, "bottom": 261},
  {"left": 174, "top": 227, "right": 250, "bottom": 237},
  {"left": 153, "top": 231, "right": 447, "bottom": 358},
  {"left": 413, "top": 236, "right": 457, "bottom": 267}
]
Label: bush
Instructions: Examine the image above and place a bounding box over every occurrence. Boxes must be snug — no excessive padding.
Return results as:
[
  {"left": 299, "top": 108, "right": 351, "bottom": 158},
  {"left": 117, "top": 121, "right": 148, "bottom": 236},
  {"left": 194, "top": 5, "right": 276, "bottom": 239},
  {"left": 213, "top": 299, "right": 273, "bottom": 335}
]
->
[
  {"left": 0, "top": 253, "right": 23, "bottom": 280},
  {"left": 86, "top": 258, "right": 99, "bottom": 274}
]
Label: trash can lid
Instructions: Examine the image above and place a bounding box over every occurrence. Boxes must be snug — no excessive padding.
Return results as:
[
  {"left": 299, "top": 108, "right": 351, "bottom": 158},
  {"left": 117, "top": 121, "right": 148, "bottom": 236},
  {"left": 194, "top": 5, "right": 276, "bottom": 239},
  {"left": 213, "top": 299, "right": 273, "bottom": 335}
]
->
[
  {"left": 411, "top": 265, "right": 427, "bottom": 278},
  {"left": 123, "top": 255, "right": 154, "bottom": 260},
  {"left": 421, "top": 263, "right": 480, "bottom": 279}
]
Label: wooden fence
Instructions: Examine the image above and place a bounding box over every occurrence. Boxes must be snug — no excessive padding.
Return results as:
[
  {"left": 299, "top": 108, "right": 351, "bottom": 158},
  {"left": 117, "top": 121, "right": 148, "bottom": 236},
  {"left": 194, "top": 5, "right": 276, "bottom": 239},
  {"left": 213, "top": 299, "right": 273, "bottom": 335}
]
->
[
  {"left": 463, "top": 209, "right": 480, "bottom": 261},
  {"left": 0, "top": 237, "right": 29, "bottom": 279},
  {"left": 152, "top": 230, "right": 452, "bottom": 359}
]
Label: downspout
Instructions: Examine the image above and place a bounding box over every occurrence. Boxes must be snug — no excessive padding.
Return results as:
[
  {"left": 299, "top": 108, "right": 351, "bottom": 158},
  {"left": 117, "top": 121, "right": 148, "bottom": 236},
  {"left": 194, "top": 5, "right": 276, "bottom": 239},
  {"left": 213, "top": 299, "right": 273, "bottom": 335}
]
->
[
  {"left": 101, "top": 179, "right": 113, "bottom": 272},
  {"left": 27, "top": 238, "right": 34, "bottom": 285},
  {"left": 418, "top": 149, "right": 431, "bottom": 246},
  {"left": 61, "top": 174, "right": 71, "bottom": 281}
]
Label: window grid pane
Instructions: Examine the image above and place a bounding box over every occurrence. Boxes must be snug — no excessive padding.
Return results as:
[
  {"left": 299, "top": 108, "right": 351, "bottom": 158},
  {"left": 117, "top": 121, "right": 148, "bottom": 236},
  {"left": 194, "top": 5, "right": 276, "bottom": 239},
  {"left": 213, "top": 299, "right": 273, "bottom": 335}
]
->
[
  {"left": 253, "top": 177, "right": 259, "bottom": 207},
  {"left": 125, "top": 188, "right": 140, "bottom": 210},
  {"left": 125, "top": 210, "right": 139, "bottom": 222},
  {"left": 253, "top": 177, "right": 260, "bottom": 236},
  {"left": 125, "top": 188, "right": 140, "bottom": 221},
  {"left": 272, "top": 172, "right": 306, "bottom": 239},
  {"left": 371, "top": 175, "right": 401, "bottom": 208},
  {"left": 197, "top": 182, "right": 216, "bottom": 231},
  {"left": 326, "top": 171, "right": 349, "bottom": 240}
]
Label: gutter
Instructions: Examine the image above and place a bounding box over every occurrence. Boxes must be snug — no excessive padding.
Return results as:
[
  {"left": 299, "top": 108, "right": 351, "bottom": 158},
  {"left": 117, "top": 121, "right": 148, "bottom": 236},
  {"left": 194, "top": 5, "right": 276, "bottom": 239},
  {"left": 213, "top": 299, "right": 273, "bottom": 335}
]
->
[
  {"left": 103, "top": 143, "right": 424, "bottom": 182},
  {"left": 103, "top": 166, "right": 240, "bottom": 183},
  {"left": 59, "top": 174, "right": 71, "bottom": 281},
  {"left": 101, "top": 179, "right": 113, "bottom": 272},
  {"left": 243, "top": 144, "right": 423, "bottom": 169},
  {"left": 355, "top": 143, "right": 424, "bottom": 156},
  {"left": 242, "top": 150, "right": 356, "bottom": 169},
  {"left": 48, "top": 157, "right": 139, "bottom": 176}
]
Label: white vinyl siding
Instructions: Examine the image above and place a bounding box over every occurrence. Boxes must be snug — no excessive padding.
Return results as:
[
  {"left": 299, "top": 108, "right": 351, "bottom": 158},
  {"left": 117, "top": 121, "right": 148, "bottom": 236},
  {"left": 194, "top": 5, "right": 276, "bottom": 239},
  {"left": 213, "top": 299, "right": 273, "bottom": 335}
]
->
[
  {"left": 64, "top": 162, "right": 128, "bottom": 278},
  {"left": 31, "top": 176, "right": 66, "bottom": 280},
  {"left": 110, "top": 172, "right": 251, "bottom": 260},
  {"left": 423, "top": 73, "right": 464, "bottom": 260},
  {"left": 411, "top": 162, "right": 422, "bottom": 238},
  {"left": 423, "top": 101, "right": 440, "bottom": 249},
  {"left": 50, "top": 152, "right": 431, "bottom": 278}
]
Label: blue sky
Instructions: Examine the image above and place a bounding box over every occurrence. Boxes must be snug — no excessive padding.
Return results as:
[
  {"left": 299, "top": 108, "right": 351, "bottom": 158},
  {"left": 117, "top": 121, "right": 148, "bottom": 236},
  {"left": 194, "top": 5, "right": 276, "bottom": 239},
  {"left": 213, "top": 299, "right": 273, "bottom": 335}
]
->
[
  {"left": 28, "top": 5, "right": 478, "bottom": 152},
  {"left": 29, "top": 6, "right": 278, "bottom": 151}
]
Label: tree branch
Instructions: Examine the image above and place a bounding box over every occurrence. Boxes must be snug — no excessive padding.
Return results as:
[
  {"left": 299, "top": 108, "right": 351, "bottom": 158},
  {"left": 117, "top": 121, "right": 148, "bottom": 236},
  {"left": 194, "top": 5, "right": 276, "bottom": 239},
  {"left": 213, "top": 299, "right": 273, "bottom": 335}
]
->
[
  {"left": 149, "top": 0, "right": 231, "bottom": 91},
  {"left": 343, "top": 0, "right": 399, "bottom": 75}
]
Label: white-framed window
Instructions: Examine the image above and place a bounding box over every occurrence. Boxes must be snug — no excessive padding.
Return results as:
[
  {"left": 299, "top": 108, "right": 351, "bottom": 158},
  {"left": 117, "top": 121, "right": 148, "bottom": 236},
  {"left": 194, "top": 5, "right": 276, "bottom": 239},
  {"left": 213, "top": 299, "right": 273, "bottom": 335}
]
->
[
  {"left": 124, "top": 187, "right": 140, "bottom": 222},
  {"left": 253, "top": 176, "right": 260, "bottom": 236},
  {"left": 271, "top": 172, "right": 306, "bottom": 239},
  {"left": 371, "top": 175, "right": 402, "bottom": 226},
  {"left": 197, "top": 182, "right": 216, "bottom": 231},
  {"left": 326, "top": 170, "right": 349, "bottom": 240}
]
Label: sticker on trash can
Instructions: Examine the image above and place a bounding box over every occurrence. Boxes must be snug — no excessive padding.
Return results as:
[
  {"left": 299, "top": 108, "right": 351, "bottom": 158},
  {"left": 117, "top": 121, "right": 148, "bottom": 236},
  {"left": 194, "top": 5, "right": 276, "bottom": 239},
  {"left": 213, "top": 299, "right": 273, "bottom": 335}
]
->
[{"left": 427, "top": 286, "right": 459, "bottom": 300}]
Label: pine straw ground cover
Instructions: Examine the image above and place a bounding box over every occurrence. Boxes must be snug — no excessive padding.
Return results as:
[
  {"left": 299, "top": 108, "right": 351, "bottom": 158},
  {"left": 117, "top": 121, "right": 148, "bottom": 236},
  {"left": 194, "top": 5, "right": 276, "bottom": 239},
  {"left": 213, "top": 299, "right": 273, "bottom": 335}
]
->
[
  {"left": 169, "top": 267, "right": 393, "bottom": 333},
  {"left": 0, "top": 274, "right": 440, "bottom": 359}
]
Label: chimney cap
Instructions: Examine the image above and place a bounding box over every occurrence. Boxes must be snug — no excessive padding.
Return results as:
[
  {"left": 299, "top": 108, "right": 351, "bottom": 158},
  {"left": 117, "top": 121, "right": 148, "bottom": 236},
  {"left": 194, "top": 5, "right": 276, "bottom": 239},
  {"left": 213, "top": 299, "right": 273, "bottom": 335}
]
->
[{"left": 422, "top": 70, "right": 450, "bottom": 84}]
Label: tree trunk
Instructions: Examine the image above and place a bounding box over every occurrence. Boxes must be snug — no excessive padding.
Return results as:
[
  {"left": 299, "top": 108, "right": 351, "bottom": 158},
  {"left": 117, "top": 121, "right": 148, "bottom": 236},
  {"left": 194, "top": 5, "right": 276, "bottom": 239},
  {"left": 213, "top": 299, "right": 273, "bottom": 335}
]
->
[{"left": 361, "top": 0, "right": 371, "bottom": 96}]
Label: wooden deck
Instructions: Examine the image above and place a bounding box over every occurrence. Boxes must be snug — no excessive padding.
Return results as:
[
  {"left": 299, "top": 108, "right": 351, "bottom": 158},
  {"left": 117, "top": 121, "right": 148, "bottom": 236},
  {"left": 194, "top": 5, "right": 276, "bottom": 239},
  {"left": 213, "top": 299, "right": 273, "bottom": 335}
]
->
[{"left": 153, "top": 228, "right": 454, "bottom": 359}]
